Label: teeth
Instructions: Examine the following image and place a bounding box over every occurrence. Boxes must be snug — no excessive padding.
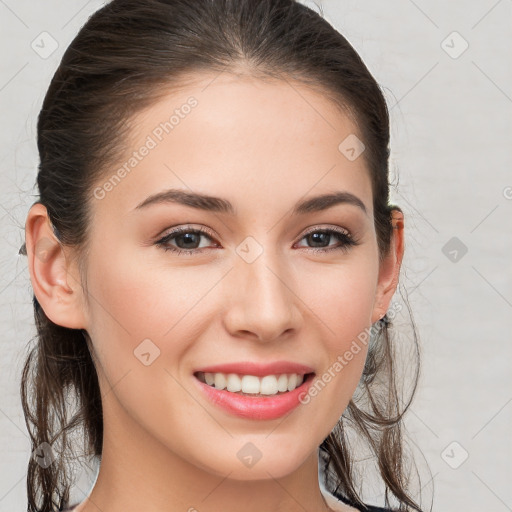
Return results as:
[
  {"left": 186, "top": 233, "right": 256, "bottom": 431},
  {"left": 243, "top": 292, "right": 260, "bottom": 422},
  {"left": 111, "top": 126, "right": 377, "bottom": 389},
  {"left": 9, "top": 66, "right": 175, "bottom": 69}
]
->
[
  {"left": 227, "top": 373, "right": 242, "bottom": 392},
  {"left": 287, "top": 373, "right": 297, "bottom": 391},
  {"left": 242, "top": 375, "right": 260, "bottom": 393},
  {"left": 214, "top": 373, "right": 226, "bottom": 390},
  {"left": 198, "top": 372, "right": 307, "bottom": 395},
  {"left": 277, "top": 374, "right": 288, "bottom": 392}
]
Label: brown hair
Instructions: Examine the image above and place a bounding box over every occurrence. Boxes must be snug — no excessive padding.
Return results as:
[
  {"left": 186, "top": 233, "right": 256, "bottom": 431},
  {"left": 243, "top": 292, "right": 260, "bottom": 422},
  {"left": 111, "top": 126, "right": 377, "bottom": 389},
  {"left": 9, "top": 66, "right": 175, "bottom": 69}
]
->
[{"left": 20, "top": 1, "right": 426, "bottom": 510}]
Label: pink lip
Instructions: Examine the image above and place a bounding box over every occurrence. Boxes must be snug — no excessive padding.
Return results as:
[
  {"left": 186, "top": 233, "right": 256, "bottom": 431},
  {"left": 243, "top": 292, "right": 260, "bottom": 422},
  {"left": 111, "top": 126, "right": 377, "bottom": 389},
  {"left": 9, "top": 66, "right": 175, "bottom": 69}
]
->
[
  {"left": 194, "top": 360, "right": 315, "bottom": 377},
  {"left": 193, "top": 372, "right": 315, "bottom": 420}
]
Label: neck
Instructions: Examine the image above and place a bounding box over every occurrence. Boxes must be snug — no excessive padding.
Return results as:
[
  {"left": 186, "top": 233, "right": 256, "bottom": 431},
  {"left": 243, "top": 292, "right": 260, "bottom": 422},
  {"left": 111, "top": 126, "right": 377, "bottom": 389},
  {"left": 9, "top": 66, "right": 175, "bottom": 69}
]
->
[{"left": 76, "top": 389, "right": 334, "bottom": 512}]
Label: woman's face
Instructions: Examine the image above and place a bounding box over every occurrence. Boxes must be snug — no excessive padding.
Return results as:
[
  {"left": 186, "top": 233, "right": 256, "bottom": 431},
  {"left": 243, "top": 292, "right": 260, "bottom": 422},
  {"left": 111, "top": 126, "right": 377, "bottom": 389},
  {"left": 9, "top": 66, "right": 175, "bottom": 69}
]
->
[{"left": 76, "top": 73, "right": 396, "bottom": 479}]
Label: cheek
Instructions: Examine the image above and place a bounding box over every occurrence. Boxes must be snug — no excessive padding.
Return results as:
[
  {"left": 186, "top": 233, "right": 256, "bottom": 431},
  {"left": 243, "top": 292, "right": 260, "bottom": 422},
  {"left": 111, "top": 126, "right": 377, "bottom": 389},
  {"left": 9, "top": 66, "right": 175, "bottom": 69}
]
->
[
  {"left": 83, "top": 243, "right": 223, "bottom": 380},
  {"left": 82, "top": 248, "right": 223, "bottom": 437},
  {"left": 294, "top": 253, "right": 379, "bottom": 412},
  {"left": 297, "top": 251, "right": 379, "bottom": 339}
]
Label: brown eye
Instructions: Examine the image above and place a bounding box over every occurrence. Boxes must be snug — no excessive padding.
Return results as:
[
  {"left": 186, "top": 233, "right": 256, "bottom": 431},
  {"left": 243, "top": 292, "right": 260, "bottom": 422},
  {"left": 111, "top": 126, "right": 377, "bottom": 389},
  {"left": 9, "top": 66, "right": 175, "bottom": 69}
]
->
[
  {"left": 295, "top": 227, "right": 358, "bottom": 253},
  {"left": 155, "top": 227, "right": 219, "bottom": 255}
]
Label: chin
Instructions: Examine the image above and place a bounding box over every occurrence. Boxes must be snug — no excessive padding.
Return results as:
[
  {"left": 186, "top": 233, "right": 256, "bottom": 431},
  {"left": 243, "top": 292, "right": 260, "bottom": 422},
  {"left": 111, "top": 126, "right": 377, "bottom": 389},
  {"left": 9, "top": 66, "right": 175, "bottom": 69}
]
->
[{"left": 193, "top": 443, "right": 312, "bottom": 481}]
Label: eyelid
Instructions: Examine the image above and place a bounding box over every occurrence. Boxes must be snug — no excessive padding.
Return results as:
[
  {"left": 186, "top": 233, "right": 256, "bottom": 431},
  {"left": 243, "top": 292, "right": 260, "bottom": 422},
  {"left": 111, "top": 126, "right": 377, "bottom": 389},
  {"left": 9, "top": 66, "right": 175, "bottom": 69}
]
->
[
  {"left": 299, "top": 224, "right": 351, "bottom": 238},
  {"left": 157, "top": 224, "right": 218, "bottom": 241}
]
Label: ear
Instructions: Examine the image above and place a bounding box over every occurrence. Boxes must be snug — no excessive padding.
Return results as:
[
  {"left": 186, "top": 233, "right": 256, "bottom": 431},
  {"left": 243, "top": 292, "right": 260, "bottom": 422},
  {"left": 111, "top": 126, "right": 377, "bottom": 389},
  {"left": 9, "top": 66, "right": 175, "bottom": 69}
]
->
[
  {"left": 25, "top": 203, "right": 88, "bottom": 329},
  {"left": 371, "top": 208, "right": 404, "bottom": 323}
]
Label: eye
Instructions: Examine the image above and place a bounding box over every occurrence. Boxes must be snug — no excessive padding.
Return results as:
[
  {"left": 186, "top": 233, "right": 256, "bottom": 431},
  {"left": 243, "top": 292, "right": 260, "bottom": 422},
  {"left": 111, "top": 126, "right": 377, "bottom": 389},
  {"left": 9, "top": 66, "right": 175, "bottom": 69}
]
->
[
  {"left": 155, "top": 226, "right": 219, "bottom": 256},
  {"left": 155, "top": 225, "right": 359, "bottom": 256},
  {"left": 294, "top": 226, "right": 359, "bottom": 253}
]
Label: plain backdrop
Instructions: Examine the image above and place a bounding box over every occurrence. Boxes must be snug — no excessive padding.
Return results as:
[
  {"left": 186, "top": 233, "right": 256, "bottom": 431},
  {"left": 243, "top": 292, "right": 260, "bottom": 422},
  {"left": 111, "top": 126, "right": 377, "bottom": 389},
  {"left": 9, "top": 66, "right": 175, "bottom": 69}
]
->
[{"left": 1, "top": 0, "right": 511, "bottom": 510}]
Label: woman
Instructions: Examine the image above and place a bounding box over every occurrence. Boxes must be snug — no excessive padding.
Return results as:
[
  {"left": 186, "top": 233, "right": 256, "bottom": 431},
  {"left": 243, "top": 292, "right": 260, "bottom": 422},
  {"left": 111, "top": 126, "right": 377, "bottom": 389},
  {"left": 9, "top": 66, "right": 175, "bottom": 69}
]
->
[{"left": 20, "top": 1, "right": 425, "bottom": 510}]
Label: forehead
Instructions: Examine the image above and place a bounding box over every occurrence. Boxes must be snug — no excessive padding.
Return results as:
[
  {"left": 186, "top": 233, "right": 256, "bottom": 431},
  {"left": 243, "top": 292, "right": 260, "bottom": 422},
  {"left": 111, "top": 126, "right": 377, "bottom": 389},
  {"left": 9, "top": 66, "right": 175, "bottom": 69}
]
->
[{"left": 91, "top": 72, "right": 372, "bottom": 219}]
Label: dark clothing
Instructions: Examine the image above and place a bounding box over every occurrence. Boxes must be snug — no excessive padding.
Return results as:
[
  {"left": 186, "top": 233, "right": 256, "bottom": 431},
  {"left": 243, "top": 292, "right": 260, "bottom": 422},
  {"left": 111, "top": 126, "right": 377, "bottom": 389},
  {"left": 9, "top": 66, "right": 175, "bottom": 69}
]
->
[{"left": 329, "top": 486, "right": 396, "bottom": 511}]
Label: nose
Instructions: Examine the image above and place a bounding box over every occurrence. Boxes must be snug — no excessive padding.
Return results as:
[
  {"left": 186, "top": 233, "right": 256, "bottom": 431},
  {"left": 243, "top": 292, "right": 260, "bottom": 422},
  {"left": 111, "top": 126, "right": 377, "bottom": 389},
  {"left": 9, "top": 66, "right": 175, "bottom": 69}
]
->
[{"left": 222, "top": 250, "right": 303, "bottom": 343}]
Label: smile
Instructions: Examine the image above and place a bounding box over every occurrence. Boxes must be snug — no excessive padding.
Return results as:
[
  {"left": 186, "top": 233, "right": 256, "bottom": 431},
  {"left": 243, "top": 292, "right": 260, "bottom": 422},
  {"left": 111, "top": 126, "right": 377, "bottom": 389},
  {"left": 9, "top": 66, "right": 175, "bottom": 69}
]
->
[
  {"left": 194, "top": 371, "right": 312, "bottom": 396},
  {"left": 192, "top": 371, "right": 316, "bottom": 420}
]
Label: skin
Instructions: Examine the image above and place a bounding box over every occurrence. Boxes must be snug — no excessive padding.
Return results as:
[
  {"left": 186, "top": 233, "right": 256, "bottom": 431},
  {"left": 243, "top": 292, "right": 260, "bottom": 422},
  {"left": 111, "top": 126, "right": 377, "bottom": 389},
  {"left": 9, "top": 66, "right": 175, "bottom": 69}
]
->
[{"left": 25, "top": 72, "right": 404, "bottom": 512}]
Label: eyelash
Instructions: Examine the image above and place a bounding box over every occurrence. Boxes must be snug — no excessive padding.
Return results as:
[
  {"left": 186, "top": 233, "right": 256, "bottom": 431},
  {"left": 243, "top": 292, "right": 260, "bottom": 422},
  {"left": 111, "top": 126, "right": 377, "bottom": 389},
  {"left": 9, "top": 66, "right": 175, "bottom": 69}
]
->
[{"left": 155, "top": 225, "right": 359, "bottom": 256}]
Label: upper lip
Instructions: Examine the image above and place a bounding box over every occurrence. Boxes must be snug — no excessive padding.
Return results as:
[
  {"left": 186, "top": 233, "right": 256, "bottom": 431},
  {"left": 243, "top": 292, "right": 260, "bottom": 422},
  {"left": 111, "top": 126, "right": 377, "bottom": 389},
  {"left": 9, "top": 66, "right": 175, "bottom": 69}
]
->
[{"left": 194, "top": 361, "right": 315, "bottom": 377}]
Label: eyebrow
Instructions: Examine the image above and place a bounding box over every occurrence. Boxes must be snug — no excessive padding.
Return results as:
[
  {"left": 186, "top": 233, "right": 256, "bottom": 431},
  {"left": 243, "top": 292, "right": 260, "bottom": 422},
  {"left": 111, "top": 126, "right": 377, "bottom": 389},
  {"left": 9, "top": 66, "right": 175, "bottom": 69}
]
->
[{"left": 133, "top": 188, "right": 367, "bottom": 216}]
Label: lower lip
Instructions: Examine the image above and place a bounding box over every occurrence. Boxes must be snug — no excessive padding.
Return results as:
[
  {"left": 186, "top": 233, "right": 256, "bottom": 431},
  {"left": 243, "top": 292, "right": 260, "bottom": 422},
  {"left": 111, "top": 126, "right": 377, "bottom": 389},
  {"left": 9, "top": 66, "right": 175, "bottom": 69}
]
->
[{"left": 193, "top": 373, "right": 315, "bottom": 420}]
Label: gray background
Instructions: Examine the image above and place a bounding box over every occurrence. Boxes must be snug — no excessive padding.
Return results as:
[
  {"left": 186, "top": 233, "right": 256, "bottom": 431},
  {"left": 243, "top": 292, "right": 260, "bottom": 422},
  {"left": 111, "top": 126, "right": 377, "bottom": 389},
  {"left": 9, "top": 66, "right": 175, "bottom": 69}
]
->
[{"left": 1, "top": 0, "right": 511, "bottom": 510}]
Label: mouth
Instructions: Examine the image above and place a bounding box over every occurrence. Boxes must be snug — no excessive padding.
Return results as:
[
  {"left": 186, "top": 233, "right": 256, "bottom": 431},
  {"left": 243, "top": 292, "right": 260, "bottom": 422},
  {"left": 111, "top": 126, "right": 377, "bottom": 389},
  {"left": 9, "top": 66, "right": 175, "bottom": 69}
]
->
[{"left": 193, "top": 371, "right": 316, "bottom": 397}]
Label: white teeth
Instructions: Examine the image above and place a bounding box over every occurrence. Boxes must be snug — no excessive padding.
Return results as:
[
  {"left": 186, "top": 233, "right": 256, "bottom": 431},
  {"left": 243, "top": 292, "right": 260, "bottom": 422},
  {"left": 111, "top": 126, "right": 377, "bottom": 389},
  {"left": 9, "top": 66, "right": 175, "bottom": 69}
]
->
[
  {"left": 287, "top": 373, "right": 297, "bottom": 391},
  {"left": 198, "top": 372, "right": 308, "bottom": 395},
  {"left": 241, "top": 375, "right": 260, "bottom": 394},
  {"left": 259, "top": 375, "right": 278, "bottom": 395},
  {"left": 226, "top": 373, "right": 242, "bottom": 392},
  {"left": 277, "top": 374, "right": 288, "bottom": 392},
  {"left": 214, "top": 373, "right": 226, "bottom": 390}
]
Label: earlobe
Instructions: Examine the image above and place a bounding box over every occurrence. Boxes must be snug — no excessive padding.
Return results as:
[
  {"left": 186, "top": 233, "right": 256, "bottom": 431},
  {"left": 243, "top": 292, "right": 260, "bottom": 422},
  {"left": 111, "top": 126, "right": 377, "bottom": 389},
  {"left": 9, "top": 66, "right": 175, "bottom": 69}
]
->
[
  {"left": 25, "top": 203, "right": 87, "bottom": 329},
  {"left": 371, "top": 208, "right": 405, "bottom": 323}
]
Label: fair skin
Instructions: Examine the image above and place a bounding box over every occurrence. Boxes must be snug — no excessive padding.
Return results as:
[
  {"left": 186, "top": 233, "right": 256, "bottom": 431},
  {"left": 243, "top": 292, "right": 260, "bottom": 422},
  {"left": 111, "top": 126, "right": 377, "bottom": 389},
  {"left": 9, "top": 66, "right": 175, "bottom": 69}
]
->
[{"left": 25, "top": 72, "right": 404, "bottom": 512}]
